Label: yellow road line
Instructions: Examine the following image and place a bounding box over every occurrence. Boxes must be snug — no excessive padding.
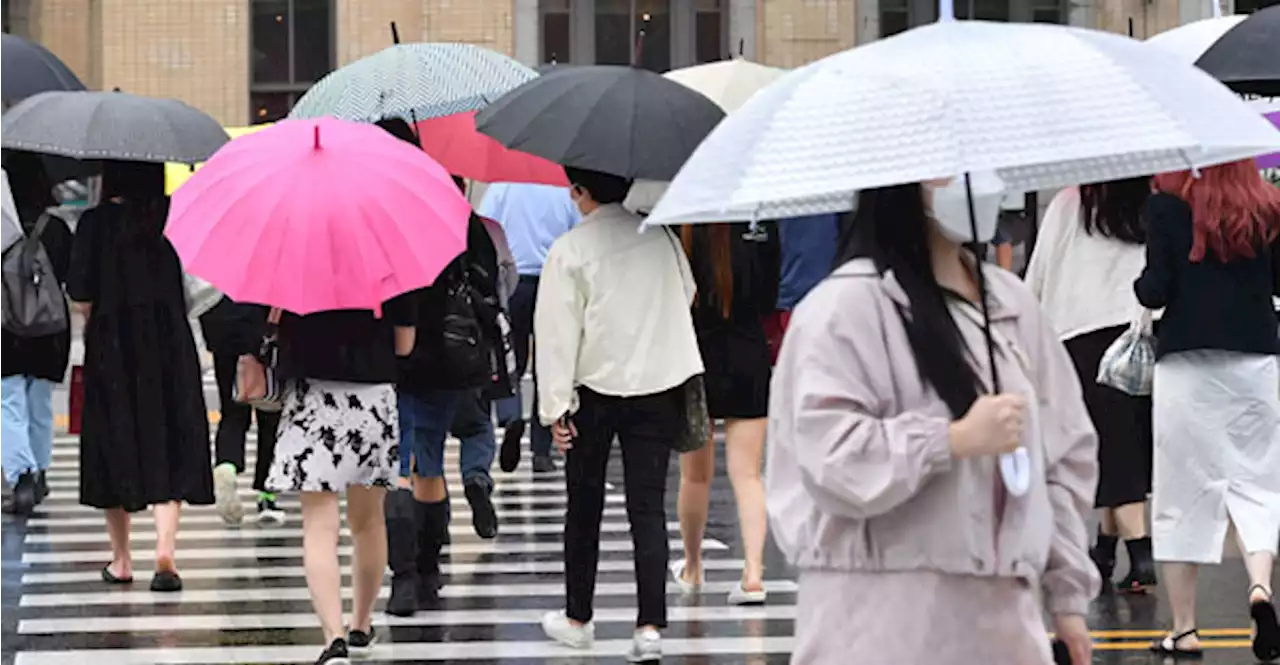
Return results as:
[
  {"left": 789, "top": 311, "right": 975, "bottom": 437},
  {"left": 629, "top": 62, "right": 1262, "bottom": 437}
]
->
[
  {"left": 1093, "top": 638, "right": 1252, "bottom": 651},
  {"left": 55, "top": 410, "right": 222, "bottom": 429},
  {"left": 1088, "top": 628, "right": 1251, "bottom": 639}
]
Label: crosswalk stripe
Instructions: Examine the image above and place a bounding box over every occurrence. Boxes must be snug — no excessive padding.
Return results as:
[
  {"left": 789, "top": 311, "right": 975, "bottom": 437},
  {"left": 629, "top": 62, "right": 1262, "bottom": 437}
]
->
[
  {"left": 19, "top": 604, "right": 795, "bottom": 634},
  {"left": 19, "top": 580, "right": 797, "bottom": 607},
  {"left": 14, "top": 636, "right": 796, "bottom": 664},
  {"left": 22, "top": 538, "right": 727, "bottom": 564},
  {"left": 24, "top": 521, "right": 685, "bottom": 544},
  {"left": 25, "top": 505, "right": 605, "bottom": 528},
  {"left": 21, "top": 557, "right": 751, "bottom": 586},
  {"left": 29, "top": 492, "right": 615, "bottom": 512}
]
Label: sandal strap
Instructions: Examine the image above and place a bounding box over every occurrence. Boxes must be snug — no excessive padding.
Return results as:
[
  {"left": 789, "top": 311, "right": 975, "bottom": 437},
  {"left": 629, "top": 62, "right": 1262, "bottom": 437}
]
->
[
  {"left": 1249, "top": 584, "right": 1273, "bottom": 601},
  {"left": 1172, "top": 628, "right": 1199, "bottom": 641}
]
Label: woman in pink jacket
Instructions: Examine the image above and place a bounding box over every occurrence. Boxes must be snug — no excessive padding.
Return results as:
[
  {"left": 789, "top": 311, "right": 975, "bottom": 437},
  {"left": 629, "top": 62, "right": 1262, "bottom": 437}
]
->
[{"left": 768, "top": 176, "right": 1099, "bottom": 664}]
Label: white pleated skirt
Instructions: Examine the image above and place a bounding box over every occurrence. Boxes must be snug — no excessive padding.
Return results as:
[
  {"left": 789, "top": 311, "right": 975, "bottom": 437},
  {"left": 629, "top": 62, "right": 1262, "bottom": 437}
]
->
[{"left": 1152, "top": 350, "right": 1280, "bottom": 564}]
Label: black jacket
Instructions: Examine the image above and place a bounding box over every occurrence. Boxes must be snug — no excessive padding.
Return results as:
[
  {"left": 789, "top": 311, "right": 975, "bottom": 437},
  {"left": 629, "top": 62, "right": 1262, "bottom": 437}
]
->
[
  {"left": 1134, "top": 193, "right": 1279, "bottom": 360},
  {"left": 1, "top": 210, "right": 74, "bottom": 381},
  {"left": 398, "top": 213, "right": 500, "bottom": 395},
  {"left": 198, "top": 297, "right": 271, "bottom": 357}
]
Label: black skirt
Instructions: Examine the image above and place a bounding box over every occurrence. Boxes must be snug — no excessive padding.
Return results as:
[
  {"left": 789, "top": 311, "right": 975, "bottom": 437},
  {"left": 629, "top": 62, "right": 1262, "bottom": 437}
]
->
[
  {"left": 1064, "top": 325, "right": 1153, "bottom": 508},
  {"left": 696, "top": 320, "right": 771, "bottom": 420}
]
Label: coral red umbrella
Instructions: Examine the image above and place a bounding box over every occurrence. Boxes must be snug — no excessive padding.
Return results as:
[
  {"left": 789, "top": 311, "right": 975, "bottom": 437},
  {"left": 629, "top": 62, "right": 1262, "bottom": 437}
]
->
[{"left": 414, "top": 111, "right": 568, "bottom": 186}]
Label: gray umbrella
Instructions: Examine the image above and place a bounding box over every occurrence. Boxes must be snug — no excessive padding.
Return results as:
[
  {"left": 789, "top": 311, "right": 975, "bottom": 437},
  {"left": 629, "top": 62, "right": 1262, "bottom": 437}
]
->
[
  {"left": 475, "top": 65, "right": 725, "bottom": 181},
  {"left": 1, "top": 34, "right": 86, "bottom": 106},
  {"left": 1, "top": 91, "right": 229, "bottom": 164}
]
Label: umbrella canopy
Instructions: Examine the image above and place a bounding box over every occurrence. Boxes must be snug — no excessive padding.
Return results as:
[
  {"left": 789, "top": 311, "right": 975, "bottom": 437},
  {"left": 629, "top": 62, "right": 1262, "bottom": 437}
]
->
[
  {"left": 413, "top": 112, "right": 568, "bottom": 186},
  {"left": 1146, "top": 15, "right": 1248, "bottom": 65},
  {"left": 164, "top": 125, "right": 273, "bottom": 194},
  {"left": 1, "top": 169, "right": 20, "bottom": 254},
  {"left": 1, "top": 91, "right": 229, "bottom": 164},
  {"left": 644, "top": 20, "right": 1280, "bottom": 227},
  {"left": 288, "top": 43, "right": 536, "bottom": 123},
  {"left": 664, "top": 59, "right": 787, "bottom": 113},
  {"left": 475, "top": 65, "right": 726, "bottom": 181},
  {"left": 1, "top": 34, "right": 85, "bottom": 106},
  {"left": 165, "top": 118, "right": 471, "bottom": 315},
  {"left": 1195, "top": 5, "right": 1280, "bottom": 96}
]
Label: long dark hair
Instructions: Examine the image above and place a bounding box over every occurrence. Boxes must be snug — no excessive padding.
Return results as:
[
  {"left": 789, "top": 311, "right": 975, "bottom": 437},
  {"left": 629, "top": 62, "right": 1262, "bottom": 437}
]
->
[
  {"left": 1079, "top": 176, "right": 1150, "bottom": 244},
  {"left": 101, "top": 160, "right": 168, "bottom": 238},
  {"left": 5, "top": 151, "right": 55, "bottom": 224},
  {"left": 837, "top": 184, "right": 982, "bottom": 419}
]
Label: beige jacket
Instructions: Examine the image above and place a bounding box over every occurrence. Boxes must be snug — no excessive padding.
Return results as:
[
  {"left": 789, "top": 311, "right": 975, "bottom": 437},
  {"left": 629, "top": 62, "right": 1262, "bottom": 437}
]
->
[{"left": 767, "top": 258, "right": 1099, "bottom": 616}]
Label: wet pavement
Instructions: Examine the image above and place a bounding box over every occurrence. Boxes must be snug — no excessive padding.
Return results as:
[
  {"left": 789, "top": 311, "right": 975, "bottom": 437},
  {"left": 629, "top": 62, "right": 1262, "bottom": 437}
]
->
[{"left": 2, "top": 371, "right": 1274, "bottom": 663}]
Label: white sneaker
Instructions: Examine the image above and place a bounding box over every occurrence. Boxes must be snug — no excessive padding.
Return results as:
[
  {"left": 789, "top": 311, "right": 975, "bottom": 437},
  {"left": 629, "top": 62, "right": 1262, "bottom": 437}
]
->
[
  {"left": 541, "top": 610, "right": 593, "bottom": 649},
  {"left": 668, "top": 558, "right": 702, "bottom": 595},
  {"left": 727, "top": 582, "right": 768, "bottom": 606},
  {"left": 212, "top": 463, "right": 243, "bottom": 526},
  {"left": 627, "top": 628, "right": 662, "bottom": 662}
]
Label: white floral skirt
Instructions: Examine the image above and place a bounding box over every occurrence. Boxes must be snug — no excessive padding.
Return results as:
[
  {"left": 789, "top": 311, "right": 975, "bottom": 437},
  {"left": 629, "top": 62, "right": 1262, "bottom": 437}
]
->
[{"left": 265, "top": 379, "right": 400, "bottom": 493}]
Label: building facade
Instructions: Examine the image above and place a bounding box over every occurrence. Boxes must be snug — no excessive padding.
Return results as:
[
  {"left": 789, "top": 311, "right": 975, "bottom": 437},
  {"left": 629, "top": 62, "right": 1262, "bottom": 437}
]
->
[{"left": 3, "top": 0, "right": 1276, "bottom": 126}]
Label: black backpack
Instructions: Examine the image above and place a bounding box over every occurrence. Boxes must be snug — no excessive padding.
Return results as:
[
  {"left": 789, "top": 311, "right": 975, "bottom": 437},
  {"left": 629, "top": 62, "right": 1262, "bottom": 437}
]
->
[
  {"left": 435, "top": 264, "right": 494, "bottom": 389},
  {"left": 2, "top": 213, "right": 68, "bottom": 338}
]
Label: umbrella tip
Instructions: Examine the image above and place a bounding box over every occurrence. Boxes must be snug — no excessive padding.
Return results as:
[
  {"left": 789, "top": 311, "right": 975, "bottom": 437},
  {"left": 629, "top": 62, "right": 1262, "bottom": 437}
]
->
[{"left": 314, "top": 125, "right": 321, "bottom": 150}]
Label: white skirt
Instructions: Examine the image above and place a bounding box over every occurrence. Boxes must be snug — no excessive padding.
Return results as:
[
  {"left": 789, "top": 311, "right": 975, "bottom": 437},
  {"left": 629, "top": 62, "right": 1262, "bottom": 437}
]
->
[
  {"left": 1152, "top": 350, "right": 1280, "bottom": 563},
  {"left": 265, "top": 379, "right": 400, "bottom": 493}
]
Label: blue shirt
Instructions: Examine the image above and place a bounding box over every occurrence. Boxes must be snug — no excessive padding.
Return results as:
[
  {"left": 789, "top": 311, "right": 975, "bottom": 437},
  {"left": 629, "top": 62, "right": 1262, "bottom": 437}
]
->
[
  {"left": 478, "top": 183, "right": 581, "bottom": 276},
  {"left": 776, "top": 213, "right": 839, "bottom": 310}
]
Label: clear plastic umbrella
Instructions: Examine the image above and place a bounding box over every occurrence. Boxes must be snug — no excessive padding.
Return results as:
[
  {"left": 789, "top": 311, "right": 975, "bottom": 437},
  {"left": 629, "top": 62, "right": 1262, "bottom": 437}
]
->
[{"left": 643, "top": 20, "right": 1280, "bottom": 228}]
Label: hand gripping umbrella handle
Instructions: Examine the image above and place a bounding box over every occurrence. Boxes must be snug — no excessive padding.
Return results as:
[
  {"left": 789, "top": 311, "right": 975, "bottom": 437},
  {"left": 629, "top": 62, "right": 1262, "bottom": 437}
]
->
[{"left": 999, "top": 447, "right": 1032, "bottom": 497}]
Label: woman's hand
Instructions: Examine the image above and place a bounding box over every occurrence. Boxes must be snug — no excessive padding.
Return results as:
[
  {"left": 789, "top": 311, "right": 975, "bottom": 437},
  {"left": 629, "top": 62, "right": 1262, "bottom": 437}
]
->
[
  {"left": 948, "top": 393, "right": 1027, "bottom": 458},
  {"left": 552, "top": 417, "right": 577, "bottom": 454},
  {"left": 1052, "top": 614, "right": 1092, "bottom": 664}
]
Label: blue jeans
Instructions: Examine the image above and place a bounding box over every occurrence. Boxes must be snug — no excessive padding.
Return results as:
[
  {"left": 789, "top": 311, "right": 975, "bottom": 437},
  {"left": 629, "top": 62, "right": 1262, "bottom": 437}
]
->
[
  {"left": 399, "top": 389, "right": 495, "bottom": 487},
  {"left": 1, "top": 375, "right": 55, "bottom": 486}
]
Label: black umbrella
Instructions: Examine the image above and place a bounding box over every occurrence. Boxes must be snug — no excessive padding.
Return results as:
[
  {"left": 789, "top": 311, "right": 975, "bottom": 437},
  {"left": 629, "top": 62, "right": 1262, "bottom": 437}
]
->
[
  {"left": 1, "top": 34, "right": 86, "bottom": 106},
  {"left": 1, "top": 91, "right": 229, "bottom": 164},
  {"left": 1195, "top": 5, "right": 1280, "bottom": 97},
  {"left": 475, "top": 65, "right": 725, "bottom": 181}
]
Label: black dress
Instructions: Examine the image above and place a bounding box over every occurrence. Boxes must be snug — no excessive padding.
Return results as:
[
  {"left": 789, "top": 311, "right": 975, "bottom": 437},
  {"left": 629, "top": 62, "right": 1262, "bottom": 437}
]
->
[
  {"left": 687, "top": 223, "right": 781, "bottom": 420},
  {"left": 66, "top": 203, "right": 213, "bottom": 512}
]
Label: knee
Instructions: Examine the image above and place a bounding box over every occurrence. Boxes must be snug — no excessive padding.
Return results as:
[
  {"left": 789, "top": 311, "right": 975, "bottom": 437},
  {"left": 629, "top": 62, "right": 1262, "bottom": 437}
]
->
[{"left": 683, "top": 465, "right": 713, "bottom": 486}]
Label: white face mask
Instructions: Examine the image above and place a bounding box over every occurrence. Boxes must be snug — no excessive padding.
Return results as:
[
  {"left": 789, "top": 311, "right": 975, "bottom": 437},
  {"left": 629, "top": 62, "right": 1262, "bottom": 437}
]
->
[{"left": 927, "top": 171, "right": 1007, "bottom": 244}]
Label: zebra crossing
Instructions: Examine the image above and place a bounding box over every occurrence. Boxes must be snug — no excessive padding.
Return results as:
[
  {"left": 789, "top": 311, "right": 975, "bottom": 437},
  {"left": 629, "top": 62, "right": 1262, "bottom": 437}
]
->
[{"left": 10, "top": 429, "right": 798, "bottom": 664}]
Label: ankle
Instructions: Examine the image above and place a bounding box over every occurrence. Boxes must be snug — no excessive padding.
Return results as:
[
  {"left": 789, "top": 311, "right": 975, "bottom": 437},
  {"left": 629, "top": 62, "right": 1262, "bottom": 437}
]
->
[
  {"left": 1250, "top": 584, "right": 1272, "bottom": 603},
  {"left": 155, "top": 554, "right": 177, "bottom": 573}
]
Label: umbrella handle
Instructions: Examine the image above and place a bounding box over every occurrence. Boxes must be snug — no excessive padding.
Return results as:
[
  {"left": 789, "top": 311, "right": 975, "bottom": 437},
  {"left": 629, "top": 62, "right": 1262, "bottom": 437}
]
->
[{"left": 963, "top": 172, "right": 1001, "bottom": 394}]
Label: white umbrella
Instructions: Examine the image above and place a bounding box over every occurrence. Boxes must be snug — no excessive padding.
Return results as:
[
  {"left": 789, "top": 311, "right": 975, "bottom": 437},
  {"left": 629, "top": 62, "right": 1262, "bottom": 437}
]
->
[
  {"left": 1146, "top": 15, "right": 1247, "bottom": 65},
  {"left": 643, "top": 20, "right": 1280, "bottom": 227},
  {"left": 664, "top": 59, "right": 788, "bottom": 113},
  {"left": 1, "top": 169, "right": 21, "bottom": 254}
]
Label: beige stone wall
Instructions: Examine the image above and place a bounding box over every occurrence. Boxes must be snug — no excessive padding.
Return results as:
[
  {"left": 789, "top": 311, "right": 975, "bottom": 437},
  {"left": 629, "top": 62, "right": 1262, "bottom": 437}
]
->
[
  {"left": 1092, "top": 0, "right": 1182, "bottom": 37},
  {"left": 421, "top": 0, "right": 514, "bottom": 56},
  {"left": 334, "top": 0, "right": 423, "bottom": 65},
  {"left": 93, "top": 0, "right": 250, "bottom": 125},
  {"left": 757, "top": 0, "right": 857, "bottom": 68},
  {"left": 24, "top": 0, "right": 97, "bottom": 88}
]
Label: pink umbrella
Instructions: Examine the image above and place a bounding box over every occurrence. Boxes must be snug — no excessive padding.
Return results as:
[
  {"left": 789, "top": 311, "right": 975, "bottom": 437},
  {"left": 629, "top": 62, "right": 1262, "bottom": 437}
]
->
[
  {"left": 165, "top": 117, "right": 470, "bottom": 315},
  {"left": 414, "top": 111, "right": 568, "bottom": 185}
]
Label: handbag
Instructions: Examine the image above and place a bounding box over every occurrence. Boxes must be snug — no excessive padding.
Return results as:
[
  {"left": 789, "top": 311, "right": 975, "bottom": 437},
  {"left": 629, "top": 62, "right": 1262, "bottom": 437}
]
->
[
  {"left": 1096, "top": 307, "right": 1156, "bottom": 396},
  {"left": 231, "top": 307, "right": 284, "bottom": 412},
  {"left": 658, "top": 226, "right": 711, "bottom": 453},
  {"left": 183, "top": 271, "right": 224, "bottom": 318}
]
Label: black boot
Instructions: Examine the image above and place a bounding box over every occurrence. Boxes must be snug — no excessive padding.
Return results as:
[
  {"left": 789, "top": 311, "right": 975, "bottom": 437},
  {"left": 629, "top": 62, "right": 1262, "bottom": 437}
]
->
[
  {"left": 384, "top": 490, "right": 419, "bottom": 617},
  {"left": 35, "top": 470, "right": 48, "bottom": 504},
  {"left": 1117, "top": 537, "right": 1157, "bottom": 594},
  {"left": 415, "top": 499, "right": 449, "bottom": 609},
  {"left": 3, "top": 472, "right": 37, "bottom": 516},
  {"left": 1089, "top": 530, "right": 1118, "bottom": 587}
]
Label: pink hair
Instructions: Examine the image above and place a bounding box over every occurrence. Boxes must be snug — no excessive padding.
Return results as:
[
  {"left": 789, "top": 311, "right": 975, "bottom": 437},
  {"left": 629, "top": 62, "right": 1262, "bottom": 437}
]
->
[{"left": 1153, "top": 160, "right": 1280, "bottom": 263}]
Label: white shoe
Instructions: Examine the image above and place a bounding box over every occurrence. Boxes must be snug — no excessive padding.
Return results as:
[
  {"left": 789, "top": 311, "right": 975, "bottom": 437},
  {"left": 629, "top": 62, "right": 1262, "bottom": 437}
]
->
[
  {"left": 668, "top": 558, "right": 702, "bottom": 595},
  {"left": 727, "top": 582, "right": 768, "bottom": 606},
  {"left": 626, "top": 628, "right": 661, "bottom": 662},
  {"left": 541, "top": 610, "right": 593, "bottom": 649},
  {"left": 256, "top": 499, "right": 286, "bottom": 526},
  {"left": 212, "top": 463, "right": 243, "bottom": 526}
]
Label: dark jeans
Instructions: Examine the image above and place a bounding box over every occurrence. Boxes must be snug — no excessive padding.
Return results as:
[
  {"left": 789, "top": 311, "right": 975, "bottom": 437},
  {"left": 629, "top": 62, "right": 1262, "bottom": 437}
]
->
[
  {"left": 212, "top": 351, "right": 280, "bottom": 492},
  {"left": 495, "top": 275, "right": 551, "bottom": 457},
  {"left": 399, "top": 388, "right": 495, "bottom": 486},
  {"left": 565, "top": 386, "right": 678, "bottom": 628},
  {"left": 452, "top": 388, "right": 496, "bottom": 489}
]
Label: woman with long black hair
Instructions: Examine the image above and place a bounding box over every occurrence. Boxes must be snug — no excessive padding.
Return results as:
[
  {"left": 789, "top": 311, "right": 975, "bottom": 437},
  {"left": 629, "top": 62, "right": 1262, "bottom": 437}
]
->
[
  {"left": 768, "top": 176, "right": 1098, "bottom": 664},
  {"left": 67, "top": 160, "right": 213, "bottom": 591},
  {"left": 1026, "top": 177, "right": 1156, "bottom": 594}
]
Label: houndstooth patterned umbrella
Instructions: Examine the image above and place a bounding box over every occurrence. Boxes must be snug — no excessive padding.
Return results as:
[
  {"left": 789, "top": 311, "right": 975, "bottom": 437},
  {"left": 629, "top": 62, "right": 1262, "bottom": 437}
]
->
[
  {"left": 1, "top": 91, "right": 229, "bottom": 164},
  {"left": 288, "top": 43, "right": 536, "bottom": 123}
]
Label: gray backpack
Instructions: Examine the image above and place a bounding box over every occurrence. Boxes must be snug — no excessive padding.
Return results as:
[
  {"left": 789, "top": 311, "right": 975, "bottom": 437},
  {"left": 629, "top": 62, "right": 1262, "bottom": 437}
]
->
[{"left": 2, "top": 213, "right": 69, "bottom": 337}]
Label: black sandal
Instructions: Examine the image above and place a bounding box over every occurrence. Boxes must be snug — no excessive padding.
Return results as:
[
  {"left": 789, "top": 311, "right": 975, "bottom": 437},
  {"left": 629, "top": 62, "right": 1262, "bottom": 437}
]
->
[
  {"left": 100, "top": 565, "right": 133, "bottom": 585},
  {"left": 149, "top": 570, "right": 183, "bottom": 593},
  {"left": 1250, "top": 584, "right": 1280, "bottom": 662},
  {"left": 1149, "top": 628, "right": 1204, "bottom": 659}
]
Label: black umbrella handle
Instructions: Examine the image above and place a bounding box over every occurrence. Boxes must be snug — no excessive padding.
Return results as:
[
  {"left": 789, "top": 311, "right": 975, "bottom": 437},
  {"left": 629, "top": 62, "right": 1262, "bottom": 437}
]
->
[{"left": 964, "top": 172, "right": 1001, "bottom": 394}]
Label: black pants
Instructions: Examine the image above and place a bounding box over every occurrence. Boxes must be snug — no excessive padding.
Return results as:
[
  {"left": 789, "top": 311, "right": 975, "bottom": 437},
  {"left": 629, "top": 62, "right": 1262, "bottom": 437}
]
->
[
  {"left": 565, "top": 386, "right": 678, "bottom": 628},
  {"left": 508, "top": 275, "right": 552, "bottom": 456},
  {"left": 212, "top": 351, "right": 280, "bottom": 492}
]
